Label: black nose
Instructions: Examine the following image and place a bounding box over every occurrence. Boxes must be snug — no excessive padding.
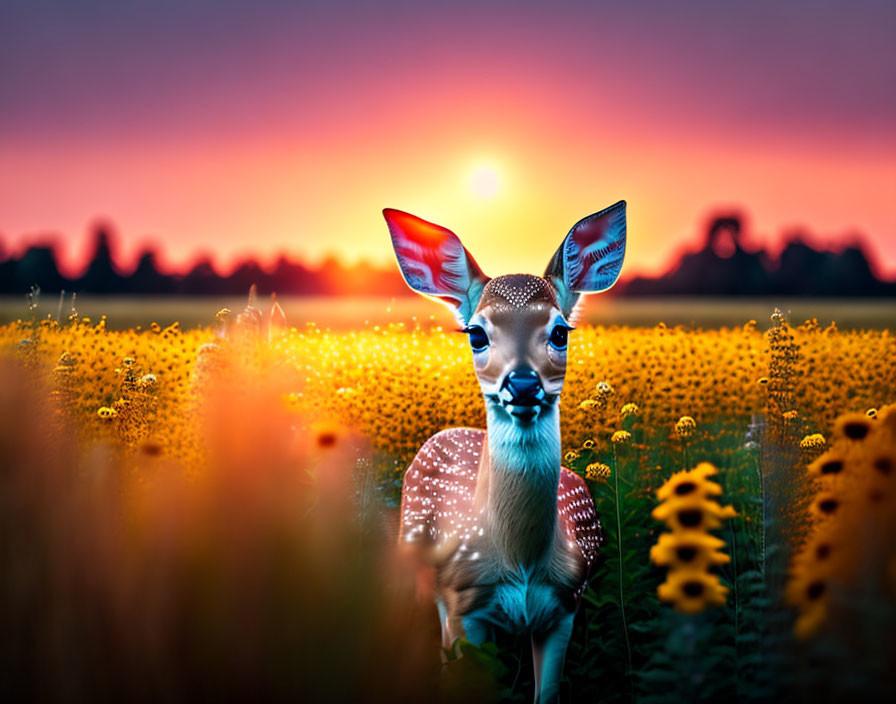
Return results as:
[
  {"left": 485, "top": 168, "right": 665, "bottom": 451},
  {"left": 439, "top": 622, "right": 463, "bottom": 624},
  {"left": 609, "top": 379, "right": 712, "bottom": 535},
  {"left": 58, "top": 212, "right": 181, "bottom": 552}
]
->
[{"left": 500, "top": 369, "right": 545, "bottom": 406}]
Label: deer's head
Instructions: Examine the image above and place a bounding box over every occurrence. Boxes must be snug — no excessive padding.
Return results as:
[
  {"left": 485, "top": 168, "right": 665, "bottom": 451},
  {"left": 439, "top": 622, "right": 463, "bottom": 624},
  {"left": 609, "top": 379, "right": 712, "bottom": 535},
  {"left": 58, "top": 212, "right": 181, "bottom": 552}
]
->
[{"left": 384, "top": 202, "right": 626, "bottom": 427}]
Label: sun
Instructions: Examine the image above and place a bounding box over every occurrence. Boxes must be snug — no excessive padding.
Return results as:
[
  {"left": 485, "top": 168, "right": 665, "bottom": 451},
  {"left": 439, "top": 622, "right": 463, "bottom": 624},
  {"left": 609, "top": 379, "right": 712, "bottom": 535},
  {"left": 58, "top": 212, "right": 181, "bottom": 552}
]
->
[{"left": 470, "top": 166, "right": 500, "bottom": 198}]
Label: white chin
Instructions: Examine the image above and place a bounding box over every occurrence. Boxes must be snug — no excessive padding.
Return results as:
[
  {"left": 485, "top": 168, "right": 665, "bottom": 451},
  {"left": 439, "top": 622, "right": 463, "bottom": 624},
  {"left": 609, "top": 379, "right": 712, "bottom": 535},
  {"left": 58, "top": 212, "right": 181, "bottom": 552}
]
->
[{"left": 505, "top": 404, "right": 541, "bottom": 425}]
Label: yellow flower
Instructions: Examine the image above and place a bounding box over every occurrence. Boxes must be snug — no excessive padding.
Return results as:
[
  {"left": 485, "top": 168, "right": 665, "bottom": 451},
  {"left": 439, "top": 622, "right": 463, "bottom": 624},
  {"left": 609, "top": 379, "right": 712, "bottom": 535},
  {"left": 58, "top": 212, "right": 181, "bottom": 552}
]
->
[
  {"left": 657, "top": 570, "right": 729, "bottom": 613},
  {"left": 800, "top": 433, "right": 826, "bottom": 449},
  {"left": 564, "top": 450, "right": 580, "bottom": 464},
  {"left": 585, "top": 462, "right": 611, "bottom": 482},
  {"left": 792, "top": 602, "right": 829, "bottom": 640},
  {"left": 578, "top": 399, "right": 598, "bottom": 411},
  {"left": 582, "top": 438, "right": 595, "bottom": 449},
  {"left": 656, "top": 464, "right": 722, "bottom": 502},
  {"left": 595, "top": 381, "right": 614, "bottom": 396},
  {"left": 807, "top": 451, "right": 845, "bottom": 478},
  {"left": 620, "top": 402, "right": 640, "bottom": 417},
  {"left": 809, "top": 492, "right": 841, "bottom": 519},
  {"left": 611, "top": 430, "right": 631, "bottom": 444},
  {"left": 649, "top": 532, "right": 730, "bottom": 570},
  {"left": 866, "top": 408, "right": 878, "bottom": 419},
  {"left": 758, "top": 377, "right": 769, "bottom": 385},
  {"left": 652, "top": 496, "right": 737, "bottom": 532},
  {"left": 833, "top": 413, "right": 873, "bottom": 442},
  {"left": 786, "top": 568, "right": 831, "bottom": 639},
  {"left": 675, "top": 416, "right": 696, "bottom": 438},
  {"left": 783, "top": 410, "right": 799, "bottom": 421},
  {"left": 96, "top": 406, "right": 117, "bottom": 419}
]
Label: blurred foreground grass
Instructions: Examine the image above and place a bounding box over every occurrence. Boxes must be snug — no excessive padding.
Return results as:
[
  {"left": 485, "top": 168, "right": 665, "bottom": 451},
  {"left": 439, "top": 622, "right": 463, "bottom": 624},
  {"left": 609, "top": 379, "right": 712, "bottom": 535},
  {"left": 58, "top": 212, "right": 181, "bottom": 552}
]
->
[{"left": 1, "top": 300, "right": 895, "bottom": 702}]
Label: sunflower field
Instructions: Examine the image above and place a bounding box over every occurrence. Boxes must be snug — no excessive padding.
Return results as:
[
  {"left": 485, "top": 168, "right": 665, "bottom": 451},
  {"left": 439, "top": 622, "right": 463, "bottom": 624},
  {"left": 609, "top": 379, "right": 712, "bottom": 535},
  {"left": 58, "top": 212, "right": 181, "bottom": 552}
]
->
[{"left": 1, "top": 295, "right": 895, "bottom": 702}]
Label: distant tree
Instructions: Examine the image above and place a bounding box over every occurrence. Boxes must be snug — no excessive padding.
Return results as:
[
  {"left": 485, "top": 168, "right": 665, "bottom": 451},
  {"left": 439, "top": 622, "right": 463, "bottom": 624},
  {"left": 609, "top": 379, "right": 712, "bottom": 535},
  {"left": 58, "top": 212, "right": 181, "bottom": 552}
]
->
[
  {"left": 13, "top": 246, "right": 69, "bottom": 294},
  {"left": 129, "top": 248, "right": 174, "bottom": 294},
  {"left": 179, "top": 257, "right": 220, "bottom": 295},
  {"left": 77, "top": 225, "right": 127, "bottom": 294}
]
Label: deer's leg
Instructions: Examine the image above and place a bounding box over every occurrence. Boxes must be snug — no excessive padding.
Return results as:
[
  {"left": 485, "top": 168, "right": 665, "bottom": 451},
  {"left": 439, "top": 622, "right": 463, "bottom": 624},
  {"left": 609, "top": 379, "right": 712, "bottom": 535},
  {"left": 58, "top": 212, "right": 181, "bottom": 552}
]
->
[
  {"left": 436, "top": 598, "right": 455, "bottom": 654},
  {"left": 531, "top": 611, "right": 574, "bottom": 703}
]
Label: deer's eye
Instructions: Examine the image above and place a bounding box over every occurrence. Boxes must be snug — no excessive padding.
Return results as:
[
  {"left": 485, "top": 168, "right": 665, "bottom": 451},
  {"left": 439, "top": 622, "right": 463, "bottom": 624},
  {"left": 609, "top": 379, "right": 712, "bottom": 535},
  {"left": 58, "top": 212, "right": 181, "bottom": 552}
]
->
[
  {"left": 463, "top": 325, "right": 489, "bottom": 352},
  {"left": 549, "top": 325, "right": 569, "bottom": 351}
]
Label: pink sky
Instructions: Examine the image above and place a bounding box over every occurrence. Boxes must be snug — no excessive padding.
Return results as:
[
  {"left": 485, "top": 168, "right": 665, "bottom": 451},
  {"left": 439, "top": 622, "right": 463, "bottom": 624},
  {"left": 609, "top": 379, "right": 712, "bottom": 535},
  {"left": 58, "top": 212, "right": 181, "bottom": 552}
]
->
[{"left": 1, "top": 1, "right": 894, "bottom": 279}]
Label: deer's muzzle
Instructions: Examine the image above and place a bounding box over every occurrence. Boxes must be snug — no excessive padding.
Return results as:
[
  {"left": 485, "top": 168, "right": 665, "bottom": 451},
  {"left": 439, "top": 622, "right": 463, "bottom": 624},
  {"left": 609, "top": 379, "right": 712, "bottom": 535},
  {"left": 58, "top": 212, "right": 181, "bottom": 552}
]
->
[{"left": 498, "top": 369, "right": 546, "bottom": 408}]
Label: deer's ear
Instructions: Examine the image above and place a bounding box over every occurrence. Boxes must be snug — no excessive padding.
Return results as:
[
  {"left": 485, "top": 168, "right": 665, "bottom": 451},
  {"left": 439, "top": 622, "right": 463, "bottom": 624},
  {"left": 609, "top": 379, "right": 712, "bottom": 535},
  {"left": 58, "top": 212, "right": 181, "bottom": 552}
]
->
[
  {"left": 544, "top": 200, "right": 626, "bottom": 318},
  {"left": 384, "top": 208, "right": 489, "bottom": 325}
]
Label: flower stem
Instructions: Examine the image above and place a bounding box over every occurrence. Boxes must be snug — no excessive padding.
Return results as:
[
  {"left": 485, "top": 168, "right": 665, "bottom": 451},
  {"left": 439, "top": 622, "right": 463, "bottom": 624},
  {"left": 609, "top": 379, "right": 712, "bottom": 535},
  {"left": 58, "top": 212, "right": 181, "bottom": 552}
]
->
[
  {"left": 612, "top": 445, "right": 634, "bottom": 700},
  {"left": 729, "top": 516, "right": 739, "bottom": 699}
]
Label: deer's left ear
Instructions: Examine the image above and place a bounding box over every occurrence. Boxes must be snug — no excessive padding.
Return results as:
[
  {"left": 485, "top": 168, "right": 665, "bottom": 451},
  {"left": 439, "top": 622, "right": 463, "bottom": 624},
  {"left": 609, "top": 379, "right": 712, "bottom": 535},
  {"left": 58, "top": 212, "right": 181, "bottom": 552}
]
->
[{"left": 544, "top": 200, "right": 626, "bottom": 318}]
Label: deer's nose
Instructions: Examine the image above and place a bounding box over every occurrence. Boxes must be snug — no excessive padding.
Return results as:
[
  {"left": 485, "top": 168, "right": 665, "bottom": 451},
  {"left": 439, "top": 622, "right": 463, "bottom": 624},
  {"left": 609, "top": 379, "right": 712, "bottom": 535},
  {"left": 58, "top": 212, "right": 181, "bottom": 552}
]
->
[{"left": 499, "top": 369, "right": 545, "bottom": 406}]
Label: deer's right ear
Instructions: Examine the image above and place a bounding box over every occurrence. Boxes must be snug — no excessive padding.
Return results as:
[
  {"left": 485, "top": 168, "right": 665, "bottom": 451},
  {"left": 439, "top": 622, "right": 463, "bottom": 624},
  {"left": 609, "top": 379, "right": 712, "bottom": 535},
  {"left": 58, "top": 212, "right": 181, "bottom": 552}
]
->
[{"left": 384, "top": 208, "right": 489, "bottom": 325}]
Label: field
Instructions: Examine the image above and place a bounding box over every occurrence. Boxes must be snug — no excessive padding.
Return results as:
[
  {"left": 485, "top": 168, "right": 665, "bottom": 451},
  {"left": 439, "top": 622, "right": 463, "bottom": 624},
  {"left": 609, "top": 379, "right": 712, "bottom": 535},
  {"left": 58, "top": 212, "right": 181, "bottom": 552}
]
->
[
  {"left": 1, "top": 295, "right": 895, "bottom": 702},
  {"left": 2, "top": 294, "right": 895, "bottom": 330}
]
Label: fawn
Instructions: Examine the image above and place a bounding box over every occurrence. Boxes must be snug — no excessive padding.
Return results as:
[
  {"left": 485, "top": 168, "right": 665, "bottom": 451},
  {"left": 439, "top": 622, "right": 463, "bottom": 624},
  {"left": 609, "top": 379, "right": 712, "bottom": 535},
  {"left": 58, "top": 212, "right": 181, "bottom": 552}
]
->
[{"left": 384, "top": 202, "right": 626, "bottom": 702}]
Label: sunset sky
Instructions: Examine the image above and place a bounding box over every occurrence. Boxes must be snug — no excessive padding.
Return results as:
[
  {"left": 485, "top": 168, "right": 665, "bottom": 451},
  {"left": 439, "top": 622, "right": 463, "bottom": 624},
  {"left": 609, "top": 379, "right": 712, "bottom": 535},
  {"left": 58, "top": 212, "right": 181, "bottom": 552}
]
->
[{"left": 1, "top": 0, "right": 894, "bottom": 279}]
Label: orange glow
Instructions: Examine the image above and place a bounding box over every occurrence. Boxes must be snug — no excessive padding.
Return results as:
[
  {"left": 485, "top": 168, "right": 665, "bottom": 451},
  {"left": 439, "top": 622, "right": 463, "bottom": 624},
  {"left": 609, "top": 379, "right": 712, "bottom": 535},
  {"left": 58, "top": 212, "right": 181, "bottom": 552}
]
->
[{"left": 1, "top": 3, "right": 894, "bottom": 281}]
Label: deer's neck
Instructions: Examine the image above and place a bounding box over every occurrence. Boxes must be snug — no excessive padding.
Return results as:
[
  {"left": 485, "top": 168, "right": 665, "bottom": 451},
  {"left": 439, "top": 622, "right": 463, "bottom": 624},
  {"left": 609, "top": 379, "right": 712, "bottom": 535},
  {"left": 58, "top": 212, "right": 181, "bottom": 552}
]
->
[{"left": 481, "top": 405, "right": 561, "bottom": 568}]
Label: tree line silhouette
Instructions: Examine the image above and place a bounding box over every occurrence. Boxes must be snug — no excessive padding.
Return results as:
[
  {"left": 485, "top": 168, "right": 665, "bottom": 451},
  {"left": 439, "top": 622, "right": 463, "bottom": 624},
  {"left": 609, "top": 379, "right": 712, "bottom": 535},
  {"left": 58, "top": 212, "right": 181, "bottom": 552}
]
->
[
  {"left": 0, "top": 227, "right": 409, "bottom": 297},
  {"left": 1, "top": 216, "right": 893, "bottom": 297},
  {"left": 623, "top": 215, "right": 895, "bottom": 297}
]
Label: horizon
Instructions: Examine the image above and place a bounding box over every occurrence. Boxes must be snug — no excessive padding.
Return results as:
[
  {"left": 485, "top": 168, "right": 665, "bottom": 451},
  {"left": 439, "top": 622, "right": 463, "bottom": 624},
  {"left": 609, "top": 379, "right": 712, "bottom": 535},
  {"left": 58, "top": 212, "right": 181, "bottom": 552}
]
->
[
  {"left": 2, "top": 1, "right": 895, "bottom": 277},
  {"left": 1, "top": 205, "right": 892, "bottom": 285}
]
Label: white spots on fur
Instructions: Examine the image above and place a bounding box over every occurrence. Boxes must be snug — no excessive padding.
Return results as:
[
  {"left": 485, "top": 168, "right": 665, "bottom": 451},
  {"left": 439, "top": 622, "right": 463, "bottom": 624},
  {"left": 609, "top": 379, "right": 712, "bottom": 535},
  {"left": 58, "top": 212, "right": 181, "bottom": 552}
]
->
[
  {"left": 481, "top": 275, "right": 556, "bottom": 310},
  {"left": 399, "top": 428, "right": 485, "bottom": 546},
  {"left": 398, "top": 426, "right": 602, "bottom": 601}
]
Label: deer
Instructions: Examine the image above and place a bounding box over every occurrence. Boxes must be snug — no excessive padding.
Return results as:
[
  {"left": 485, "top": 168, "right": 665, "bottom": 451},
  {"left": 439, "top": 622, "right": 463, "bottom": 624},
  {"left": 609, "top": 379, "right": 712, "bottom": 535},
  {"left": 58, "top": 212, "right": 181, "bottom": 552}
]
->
[{"left": 383, "top": 201, "right": 626, "bottom": 702}]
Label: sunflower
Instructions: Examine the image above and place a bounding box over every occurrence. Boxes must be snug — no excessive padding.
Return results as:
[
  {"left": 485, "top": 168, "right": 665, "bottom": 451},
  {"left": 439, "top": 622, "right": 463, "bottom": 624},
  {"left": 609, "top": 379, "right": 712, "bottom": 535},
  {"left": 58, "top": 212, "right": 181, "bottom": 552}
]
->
[
  {"left": 595, "top": 381, "right": 614, "bottom": 397},
  {"left": 675, "top": 416, "right": 697, "bottom": 438},
  {"left": 807, "top": 451, "right": 846, "bottom": 479},
  {"left": 793, "top": 601, "right": 829, "bottom": 640},
  {"left": 649, "top": 532, "right": 730, "bottom": 570},
  {"left": 585, "top": 462, "right": 611, "bottom": 482},
  {"left": 656, "top": 463, "right": 722, "bottom": 502},
  {"left": 809, "top": 492, "right": 841, "bottom": 519},
  {"left": 657, "top": 570, "right": 729, "bottom": 613},
  {"left": 652, "top": 496, "right": 737, "bottom": 532},
  {"left": 611, "top": 430, "right": 631, "bottom": 444},
  {"left": 833, "top": 413, "right": 873, "bottom": 441},
  {"left": 800, "top": 433, "right": 826, "bottom": 450},
  {"left": 620, "top": 402, "right": 640, "bottom": 417},
  {"left": 872, "top": 454, "right": 893, "bottom": 477},
  {"left": 785, "top": 566, "right": 831, "bottom": 640}
]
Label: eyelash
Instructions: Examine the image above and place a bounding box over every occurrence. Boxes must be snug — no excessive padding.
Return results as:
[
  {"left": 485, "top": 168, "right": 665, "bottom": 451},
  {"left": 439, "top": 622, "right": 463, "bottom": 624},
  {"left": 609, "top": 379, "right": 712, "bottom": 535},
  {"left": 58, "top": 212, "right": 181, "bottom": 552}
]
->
[
  {"left": 549, "top": 324, "right": 572, "bottom": 350},
  {"left": 462, "top": 325, "right": 489, "bottom": 352}
]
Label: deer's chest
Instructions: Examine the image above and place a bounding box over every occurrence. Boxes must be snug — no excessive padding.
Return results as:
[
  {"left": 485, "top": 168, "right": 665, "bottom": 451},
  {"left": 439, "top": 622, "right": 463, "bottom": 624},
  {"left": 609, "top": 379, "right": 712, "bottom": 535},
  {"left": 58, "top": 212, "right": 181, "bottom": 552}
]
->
[
  {"left": 491, "top": 571, "right": 567, "bottom": 631},
  {"left": 441, "top": 540, "right": 576, "bottom": 634}
]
